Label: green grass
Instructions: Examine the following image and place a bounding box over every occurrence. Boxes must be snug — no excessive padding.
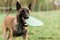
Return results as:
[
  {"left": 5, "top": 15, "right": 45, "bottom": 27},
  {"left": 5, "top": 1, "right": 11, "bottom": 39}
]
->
[{"left": 0, "top": 11, "right": 60, "bottom": 40}]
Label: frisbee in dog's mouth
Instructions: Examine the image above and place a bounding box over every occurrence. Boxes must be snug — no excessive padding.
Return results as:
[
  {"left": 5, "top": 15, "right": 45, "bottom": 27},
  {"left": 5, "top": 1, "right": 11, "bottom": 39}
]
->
[{"left": 25, "top": 16, "right": 44, "bottom": 26}]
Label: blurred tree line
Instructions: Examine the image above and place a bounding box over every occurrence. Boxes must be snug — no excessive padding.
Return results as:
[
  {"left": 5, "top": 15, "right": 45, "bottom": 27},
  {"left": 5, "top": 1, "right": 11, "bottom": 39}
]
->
[{"left": 0, "top": 0, "right": 60, "bottom": 11}]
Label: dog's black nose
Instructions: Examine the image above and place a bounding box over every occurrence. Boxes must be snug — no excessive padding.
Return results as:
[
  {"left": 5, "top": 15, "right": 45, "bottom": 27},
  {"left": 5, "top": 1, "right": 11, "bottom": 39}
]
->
[{"left": 26, "top": 17, "right": 29, "bottom": 19}]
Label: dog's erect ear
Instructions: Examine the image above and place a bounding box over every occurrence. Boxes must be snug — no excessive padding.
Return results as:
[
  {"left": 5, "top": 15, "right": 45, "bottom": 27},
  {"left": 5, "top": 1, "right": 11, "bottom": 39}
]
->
[
  {"left": 28, "top": 3, "right": 31, "bottom": 10},
  {"left": 16, "top": 1, "right": 21, "bottom": 11}
]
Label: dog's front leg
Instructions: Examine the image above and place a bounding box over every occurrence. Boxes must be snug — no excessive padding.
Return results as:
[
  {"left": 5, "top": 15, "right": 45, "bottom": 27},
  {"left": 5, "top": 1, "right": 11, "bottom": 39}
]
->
[
  {"left": 2, "top": 24, "right": 7, "bottom": 40},
  {"left": 23, "top": 27, "right": 28, "bottom": 40},
  {"left": 9, "top": 29, "right": 13, "bottom": 40}
]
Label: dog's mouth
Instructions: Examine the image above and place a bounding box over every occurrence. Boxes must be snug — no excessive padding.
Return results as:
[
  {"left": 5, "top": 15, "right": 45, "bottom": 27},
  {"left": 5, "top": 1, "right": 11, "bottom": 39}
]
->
[
  {"left": 23, "top": 15, "right": 29, "bottom": 19},
  {"left": 24, "top": 16, "right": 29, "bottom": 19}
]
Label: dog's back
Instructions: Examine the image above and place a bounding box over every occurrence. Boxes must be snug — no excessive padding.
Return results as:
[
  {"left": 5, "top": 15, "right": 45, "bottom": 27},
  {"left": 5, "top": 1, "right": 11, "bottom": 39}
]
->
[{"left": 2, "top": 16, "right": 15, "bottom": 30}]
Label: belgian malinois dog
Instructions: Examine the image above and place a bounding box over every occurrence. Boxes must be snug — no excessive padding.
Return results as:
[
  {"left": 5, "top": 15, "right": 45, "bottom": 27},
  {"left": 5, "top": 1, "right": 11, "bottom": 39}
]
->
[{"left": 2, "top": 1, "right": 31, "bottom": 40}]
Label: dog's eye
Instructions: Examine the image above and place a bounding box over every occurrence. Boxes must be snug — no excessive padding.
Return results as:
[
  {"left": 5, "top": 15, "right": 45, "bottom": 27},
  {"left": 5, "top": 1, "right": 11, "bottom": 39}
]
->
[
  {"left": 20, "top": 10, "right": 24, "bottom": 13},
  {"left": 22, "top": 10, "right": 25, "bottom": 13},
  {"left": 26, "top": 10, "right": 29, "bottom": 13}
]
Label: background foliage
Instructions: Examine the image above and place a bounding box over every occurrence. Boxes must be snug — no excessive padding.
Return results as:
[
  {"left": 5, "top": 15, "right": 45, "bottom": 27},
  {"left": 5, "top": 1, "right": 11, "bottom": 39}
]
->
[{"left": 0, "top": 0, "right": 60, "bottom": 11}]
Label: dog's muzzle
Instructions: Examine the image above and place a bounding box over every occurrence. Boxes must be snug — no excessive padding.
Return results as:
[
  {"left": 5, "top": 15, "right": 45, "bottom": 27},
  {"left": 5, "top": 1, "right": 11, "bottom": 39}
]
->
[
  {"left": 24, "top": 14, "right": 29, "bottom": 19},
  {"left": 24, "top": 16, "right": 29, "bottom": 19}
]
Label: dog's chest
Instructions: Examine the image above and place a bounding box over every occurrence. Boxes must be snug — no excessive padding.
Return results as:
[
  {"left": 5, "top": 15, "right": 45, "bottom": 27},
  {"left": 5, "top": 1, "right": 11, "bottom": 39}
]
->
[
  {"left": 13, "top": 19, "right": 24, "bottom": 37},
  {"left": 13, "top": 24, "right": 24, "bottom": 37}
]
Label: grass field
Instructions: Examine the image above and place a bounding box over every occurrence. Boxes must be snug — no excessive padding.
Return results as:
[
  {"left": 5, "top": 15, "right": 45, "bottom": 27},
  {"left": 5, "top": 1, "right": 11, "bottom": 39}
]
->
[{"left": 0, "top": 11, "right": 60, "bottom": 40}]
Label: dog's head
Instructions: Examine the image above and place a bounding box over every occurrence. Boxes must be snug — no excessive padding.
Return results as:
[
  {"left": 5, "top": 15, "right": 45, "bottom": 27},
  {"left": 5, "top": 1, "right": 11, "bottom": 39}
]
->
[{"left": 16, "top": 1, "right": 31, "bottom": 19}]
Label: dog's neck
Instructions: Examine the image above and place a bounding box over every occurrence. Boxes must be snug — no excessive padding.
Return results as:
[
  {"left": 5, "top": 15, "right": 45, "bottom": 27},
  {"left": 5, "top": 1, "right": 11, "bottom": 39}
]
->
[
  {"left": 16, "top": 15, "right": 27, "bottom": 26},
  {"left": 19, "top": 18, "right": 26, "bottom": 25}
]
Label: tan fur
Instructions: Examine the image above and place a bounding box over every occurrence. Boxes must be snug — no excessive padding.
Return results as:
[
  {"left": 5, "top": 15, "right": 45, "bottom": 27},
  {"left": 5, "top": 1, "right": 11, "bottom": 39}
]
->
[
  {"left": 2, "top": 15, "right": 28, "bottom": 40},
  {"left": 2, "top": 16, "right": 15, "bottom": 40}
]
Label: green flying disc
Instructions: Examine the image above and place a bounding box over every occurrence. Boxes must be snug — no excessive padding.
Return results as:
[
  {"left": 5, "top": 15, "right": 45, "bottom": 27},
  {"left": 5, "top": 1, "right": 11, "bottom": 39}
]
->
[{"left": 25, "top": 16, "right": 44, "bottom": 26}]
